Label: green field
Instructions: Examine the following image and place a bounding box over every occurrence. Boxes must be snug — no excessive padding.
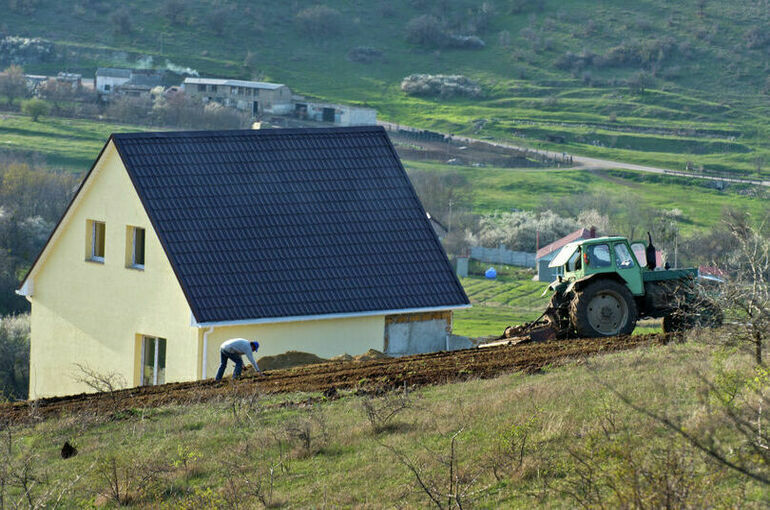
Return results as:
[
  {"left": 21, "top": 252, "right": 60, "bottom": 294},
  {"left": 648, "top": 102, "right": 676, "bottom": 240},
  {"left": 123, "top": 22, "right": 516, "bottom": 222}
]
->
[
  {"left": 0, "top": 114, "right": 150, "bottom": 169},
  {"left": 406, "top": 160, "right": 768, "bottom": 236},
  {"left": 2, "top": 0, "right": 770, "bottom": 177}
]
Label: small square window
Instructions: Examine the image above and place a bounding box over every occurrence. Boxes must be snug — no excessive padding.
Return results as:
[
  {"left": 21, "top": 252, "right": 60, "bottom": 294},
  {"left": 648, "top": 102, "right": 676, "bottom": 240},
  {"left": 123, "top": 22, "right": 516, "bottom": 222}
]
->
[
  {"left": 126, "top": 226, "right": 145, "bottom": 269},
  {"left": 86, "top": 220, "right": 105, "bottom": 262}
]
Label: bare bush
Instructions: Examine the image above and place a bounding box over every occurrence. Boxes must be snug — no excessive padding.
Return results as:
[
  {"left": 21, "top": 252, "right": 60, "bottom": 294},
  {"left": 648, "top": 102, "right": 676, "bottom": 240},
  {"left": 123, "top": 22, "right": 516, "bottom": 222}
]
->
[
  {"left": 384, "top": 428, "right": 489, "bottom": 509},
  {"left": 97, "top": 455, "right": 169, "bottom": 505},
  {"left": 488, "top": 415, "right": 538, "bottom": 482},
  {"left": 110, "top": 7, "right": 133, "bottom": 35},
  {"left": 295, "top": 5, "right": 343, "bottom": 40},
  {"left": 563, "top": 431, "right": 723, "bottom": 508},
  {"left": 719, "top": 221, "right": 770, "bottom": 364},
  {"left": 401, "top": 74, "right": 482, "bottom": 98},
  {"left": 406, "top": 15, "right": 448, "bottom": 48},
  {"left": 360, "top": 385, "right": 412, "bottom": 434},
  {"left": 284, "top": 406, "right": 329, "bottom": 457},
  {"left": 347, "top": 46, "right": 384, "bottom": 64},
  {"left": 161, "top": 0, "right": 186, "bottom": 25}
]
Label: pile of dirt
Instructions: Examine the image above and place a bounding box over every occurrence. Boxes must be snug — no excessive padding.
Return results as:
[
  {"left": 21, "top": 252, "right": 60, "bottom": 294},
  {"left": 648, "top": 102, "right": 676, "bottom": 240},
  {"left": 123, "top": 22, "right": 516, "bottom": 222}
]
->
[
  {"left": 353, "top": 349, "right": 389, "bottom": 361},
  {"left": 257, "top": 351, "right": 326, "bottom": 371},
  {"left": 329, "top": 353, "right": 354, "bottom": 362}
]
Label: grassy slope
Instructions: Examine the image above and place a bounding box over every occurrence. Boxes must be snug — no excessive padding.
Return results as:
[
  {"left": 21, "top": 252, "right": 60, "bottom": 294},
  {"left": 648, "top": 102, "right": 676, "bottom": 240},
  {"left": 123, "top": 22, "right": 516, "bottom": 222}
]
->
[
  {"left": 5, "top": 341, "right": 766, "bottom": 507},
  {"left": 406, "top": 160, "right": 768, "bottom": 235},
  {"left": 2, "top": 0, "right": 769, "bottom": 176},
  {"left": 0, "top": 114, "right": 150, "bottom": 168}
]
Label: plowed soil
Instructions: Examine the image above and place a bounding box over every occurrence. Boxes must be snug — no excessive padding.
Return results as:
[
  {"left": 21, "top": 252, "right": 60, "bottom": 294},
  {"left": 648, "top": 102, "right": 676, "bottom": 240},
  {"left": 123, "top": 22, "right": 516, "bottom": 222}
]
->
[{"left": 0, "top": 333, "right": 670, "bottom": 425}]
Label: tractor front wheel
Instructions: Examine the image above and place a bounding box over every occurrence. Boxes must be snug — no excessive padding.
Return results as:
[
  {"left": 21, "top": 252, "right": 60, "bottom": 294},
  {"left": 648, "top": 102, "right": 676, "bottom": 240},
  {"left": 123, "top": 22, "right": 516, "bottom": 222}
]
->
[{"left": 570, "top": 279, "right": 638, "bottom": 338}]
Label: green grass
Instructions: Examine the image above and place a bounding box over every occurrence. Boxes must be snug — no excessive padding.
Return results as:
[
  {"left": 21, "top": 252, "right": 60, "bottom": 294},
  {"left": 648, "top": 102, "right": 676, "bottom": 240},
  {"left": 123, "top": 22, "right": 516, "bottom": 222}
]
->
[
  {"left": 0, "top": 114, "right": 151, "bottom": 170},
  {"left": 4, "top": 341, "right": 766, "bottom": 507},
  {"left": 3, "top": 0, "right": 770, "bottom": 178},
  {"left": 405, "top": 160, "right": 768, "bottom": 236}
]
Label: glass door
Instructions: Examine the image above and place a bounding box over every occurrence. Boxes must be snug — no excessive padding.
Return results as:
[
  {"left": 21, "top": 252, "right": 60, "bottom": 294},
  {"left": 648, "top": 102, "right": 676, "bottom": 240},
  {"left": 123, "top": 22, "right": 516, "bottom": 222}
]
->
[{"left": 141, "top": 336, "right": 167, "bottom": 386}]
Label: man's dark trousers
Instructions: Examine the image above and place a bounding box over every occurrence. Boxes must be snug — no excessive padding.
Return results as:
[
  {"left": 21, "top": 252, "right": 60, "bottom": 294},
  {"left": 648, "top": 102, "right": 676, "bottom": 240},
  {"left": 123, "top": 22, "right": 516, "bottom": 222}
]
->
[{"left": 215, "top": 349, "right": 243, "bottom": 380}]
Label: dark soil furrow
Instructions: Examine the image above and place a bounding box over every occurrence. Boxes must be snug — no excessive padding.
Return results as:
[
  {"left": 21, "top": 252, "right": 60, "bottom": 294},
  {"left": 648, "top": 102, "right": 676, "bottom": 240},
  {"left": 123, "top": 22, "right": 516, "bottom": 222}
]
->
[{"left": 0, "top": 334, "right": 670, "bottom": 424}]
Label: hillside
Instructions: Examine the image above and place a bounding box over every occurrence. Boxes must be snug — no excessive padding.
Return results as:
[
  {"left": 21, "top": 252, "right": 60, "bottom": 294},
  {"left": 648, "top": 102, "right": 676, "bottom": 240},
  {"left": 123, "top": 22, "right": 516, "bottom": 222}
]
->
[
  {"left": 1, "top": 0, "right": 769, "bottom": 177},
  {"left": 1, "top": 337, "right": 767, "bottom": 507}
]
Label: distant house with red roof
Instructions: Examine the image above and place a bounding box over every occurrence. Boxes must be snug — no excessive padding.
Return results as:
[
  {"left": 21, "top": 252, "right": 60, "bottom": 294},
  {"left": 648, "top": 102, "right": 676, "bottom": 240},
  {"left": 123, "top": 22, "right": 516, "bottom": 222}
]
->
[{"left": 536, "top": 227, "right": 596, "bottom": 281}]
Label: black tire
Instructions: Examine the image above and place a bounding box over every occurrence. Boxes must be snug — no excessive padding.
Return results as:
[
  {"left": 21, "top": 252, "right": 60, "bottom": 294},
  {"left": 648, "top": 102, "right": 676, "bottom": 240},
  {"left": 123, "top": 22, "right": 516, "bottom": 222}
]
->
[{"left": 570, "top": 279, "right": 638, "bottom": 338}]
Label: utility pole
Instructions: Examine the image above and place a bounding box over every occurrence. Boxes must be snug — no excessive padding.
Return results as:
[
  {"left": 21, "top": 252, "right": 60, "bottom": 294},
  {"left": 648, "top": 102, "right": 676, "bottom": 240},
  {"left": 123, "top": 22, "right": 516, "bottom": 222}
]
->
[{"left": 448, "top": 199, "right": 454, "bottom": 235}]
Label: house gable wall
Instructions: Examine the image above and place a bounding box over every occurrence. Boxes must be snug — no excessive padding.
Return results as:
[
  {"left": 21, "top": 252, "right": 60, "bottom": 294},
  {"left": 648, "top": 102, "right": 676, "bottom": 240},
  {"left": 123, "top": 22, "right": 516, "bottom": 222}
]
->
[{"left": 28, "top": 142, "right": 197, "bottom": 398}]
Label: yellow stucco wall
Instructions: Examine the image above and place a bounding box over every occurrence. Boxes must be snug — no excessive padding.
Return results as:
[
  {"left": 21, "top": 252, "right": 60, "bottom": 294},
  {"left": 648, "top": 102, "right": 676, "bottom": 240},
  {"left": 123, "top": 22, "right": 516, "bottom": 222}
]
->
[
  {"left": 28, "top": 142, "right": 198, "bottom": 398},
  {"left": 202, "top": 315, "right": 385, "bottom": 379},
  {"left": 27, "top": 141, "right": 389, "bottom": 396}
]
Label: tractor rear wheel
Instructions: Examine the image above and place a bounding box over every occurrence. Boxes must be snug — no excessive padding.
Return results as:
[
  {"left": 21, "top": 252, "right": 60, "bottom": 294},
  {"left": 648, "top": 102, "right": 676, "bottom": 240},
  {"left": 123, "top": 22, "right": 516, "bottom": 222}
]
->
[{"left": 570, "top": 279, "right": 637, "bottom": 338}]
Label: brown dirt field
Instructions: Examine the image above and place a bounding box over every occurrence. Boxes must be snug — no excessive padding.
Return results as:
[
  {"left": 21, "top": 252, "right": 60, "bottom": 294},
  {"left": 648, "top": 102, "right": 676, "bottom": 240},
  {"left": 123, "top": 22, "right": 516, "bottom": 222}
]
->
[{"left": 0, "top": 334, "right": 671, "bottom": 425}]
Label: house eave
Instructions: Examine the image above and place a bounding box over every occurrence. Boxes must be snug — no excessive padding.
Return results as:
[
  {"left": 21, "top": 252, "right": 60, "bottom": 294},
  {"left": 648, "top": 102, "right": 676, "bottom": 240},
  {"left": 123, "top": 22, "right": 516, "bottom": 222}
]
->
[{"left": 192, "top": 304, "right": 472, "bottom": 328}]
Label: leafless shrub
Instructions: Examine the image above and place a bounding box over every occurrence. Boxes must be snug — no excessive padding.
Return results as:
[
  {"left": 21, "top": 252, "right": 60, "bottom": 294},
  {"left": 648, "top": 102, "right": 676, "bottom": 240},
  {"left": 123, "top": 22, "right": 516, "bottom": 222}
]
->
[
  {"left": 295, "top": 5, "right": 343, "bottom": 40},
  {"left": 71, "top": 363, "right": 126, "bottom": 416},
  {"left": 72, "top": 363, "right": 126, "bottom": 394},
  {"left": 246, "top": 458, "right": 286, "bottom": 508},
  {"left": 487, "top": 414, "right": 538, "bottom": 482},
  {"left": 718, "top": 221, "right": 770, "bottom": 364},
  {"left": 562, "top": 432, "right": 721, "bottom": 509},
  {"left": 383, "top": 428, "right": 489, "bottom": 509},
  {"left": 226, "top": 384, "right": 264, "bottom": 427},
  {"left": 347, "top": 46, "right": 384, "bottom": 64},
  {"left": 0, "top": 425, "right": 90, "bottom": 509},
  {"left": 360, "top": 384, "right": 412, "bottom": 434},
  {"left": 96, "top": 454, "right": 169, "bottom": 506},
  {"left": 284, "top": 406, "right": 329, "bottom": 458}
]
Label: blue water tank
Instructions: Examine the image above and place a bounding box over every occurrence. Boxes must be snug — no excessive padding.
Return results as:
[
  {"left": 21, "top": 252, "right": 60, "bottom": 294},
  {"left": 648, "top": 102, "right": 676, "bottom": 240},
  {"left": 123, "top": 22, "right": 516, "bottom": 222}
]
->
[{"left": 485, "top": 267, "right": 497, "bottom": 279}]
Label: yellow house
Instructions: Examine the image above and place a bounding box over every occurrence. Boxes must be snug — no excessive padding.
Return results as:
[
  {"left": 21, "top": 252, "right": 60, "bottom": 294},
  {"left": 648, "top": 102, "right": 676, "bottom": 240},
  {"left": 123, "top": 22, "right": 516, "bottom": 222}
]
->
[{"left": 19, "top": 127, "right": 469, "bottom": 398}]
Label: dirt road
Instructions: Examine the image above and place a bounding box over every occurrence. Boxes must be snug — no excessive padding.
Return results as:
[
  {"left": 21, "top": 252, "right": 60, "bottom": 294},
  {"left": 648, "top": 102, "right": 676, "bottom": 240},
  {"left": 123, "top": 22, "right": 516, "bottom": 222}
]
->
[
  {"left": 0, "top": 334, "right": 671, "bottom": 425},
  {"left": 379, "top": 121, "right": 770, "bottom": 187}
]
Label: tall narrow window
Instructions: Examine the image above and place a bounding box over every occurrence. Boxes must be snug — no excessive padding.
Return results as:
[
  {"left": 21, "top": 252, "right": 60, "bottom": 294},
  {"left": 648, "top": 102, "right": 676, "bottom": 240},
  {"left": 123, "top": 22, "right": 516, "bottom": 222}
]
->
[
  {"left": 141, "top": 336, "right": 166, "bottom": 386},
  {"left": 86, "top": 220, "right": 105, "bottom": 262},
  {"left": 127, "top": 226, "right": 145, "bottom": 268}
]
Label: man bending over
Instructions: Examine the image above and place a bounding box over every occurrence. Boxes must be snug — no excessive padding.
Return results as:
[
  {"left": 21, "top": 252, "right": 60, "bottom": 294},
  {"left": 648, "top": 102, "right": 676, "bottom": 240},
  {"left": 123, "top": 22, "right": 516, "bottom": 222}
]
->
[{"left": 215, "top": 338, "right": 265, "bottom": 380}]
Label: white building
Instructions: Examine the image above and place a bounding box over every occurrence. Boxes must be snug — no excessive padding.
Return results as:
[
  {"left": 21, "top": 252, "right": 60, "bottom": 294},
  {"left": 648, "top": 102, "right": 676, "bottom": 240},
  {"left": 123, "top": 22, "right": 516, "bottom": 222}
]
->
[
  {"left": 294, "top": 101, "right": 377, "bottom": 126},
  {"left": 95, "top": 68, "right": 131, "bottom": 95}
]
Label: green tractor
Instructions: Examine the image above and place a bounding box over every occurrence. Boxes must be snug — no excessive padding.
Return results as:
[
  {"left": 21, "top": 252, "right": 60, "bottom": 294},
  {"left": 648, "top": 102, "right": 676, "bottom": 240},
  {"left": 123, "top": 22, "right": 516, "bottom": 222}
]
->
[{"left": 506, "top": 235, "right": 721, "bottom": 340}]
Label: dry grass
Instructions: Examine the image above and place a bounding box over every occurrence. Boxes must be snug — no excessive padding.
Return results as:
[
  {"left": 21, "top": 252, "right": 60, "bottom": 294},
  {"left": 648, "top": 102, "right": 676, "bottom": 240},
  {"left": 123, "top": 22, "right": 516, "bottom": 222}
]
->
[{"left": 2, "top": 338, "right": 767, "bottom": 507}]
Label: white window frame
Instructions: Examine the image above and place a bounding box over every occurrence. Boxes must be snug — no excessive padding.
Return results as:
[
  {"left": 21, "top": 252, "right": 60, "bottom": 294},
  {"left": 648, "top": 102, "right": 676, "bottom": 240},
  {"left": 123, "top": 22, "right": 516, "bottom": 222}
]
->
[
  {"left": 129, "top": 226, "right": 145, "bottom": 269},
  {"left": 140, "top": 336, "right": 166, "bottom": 386},
  {"left": 90, "top": 220, "right": 105, "bottom": 263}
]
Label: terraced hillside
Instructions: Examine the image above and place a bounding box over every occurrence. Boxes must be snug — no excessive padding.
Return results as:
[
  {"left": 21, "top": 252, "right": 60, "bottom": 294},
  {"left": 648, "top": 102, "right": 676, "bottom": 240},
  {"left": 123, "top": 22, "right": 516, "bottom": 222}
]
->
[{"left": 2, "top": 0, "right": 769, "bottom": 176}]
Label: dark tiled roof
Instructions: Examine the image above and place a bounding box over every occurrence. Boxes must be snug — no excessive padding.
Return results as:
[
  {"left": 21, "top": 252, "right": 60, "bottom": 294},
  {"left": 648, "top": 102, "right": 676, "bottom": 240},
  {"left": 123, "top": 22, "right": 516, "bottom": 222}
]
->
[
  {"left": 112, "top": 127, "right": 468, "bottom": 323},
  {"left": 96, "top": 67, "right": 131, "bottom": 78}
]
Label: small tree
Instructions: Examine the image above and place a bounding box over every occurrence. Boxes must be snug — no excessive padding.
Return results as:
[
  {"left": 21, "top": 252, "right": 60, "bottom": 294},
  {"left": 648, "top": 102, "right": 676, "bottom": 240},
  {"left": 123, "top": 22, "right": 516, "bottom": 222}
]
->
[
  {"left": 627, "top": 70, "right": 654, "bottom": 94},
  {"left": 162, "top": 0, "right": 186, "bottom": 25},
  {"left": 207, "top": 8, "right": 229, "bottom": 35},
  {"left": 295, "top": 5, "right": 342, "bottom": 40},
  {"left": 0, "top": 65, "right": 28, "bottom": 107},
  {"left": 405, "top": 15, "right": 447, "bottom": 48},
  {"left": 21, "top": 98, "right": 50, "bottom": 121},
  {"left": 110, "top": 7, "right": 133, "bottom": 35},
  {"left": 720, "top": 221, "right": 770, "bottom": 365}
]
